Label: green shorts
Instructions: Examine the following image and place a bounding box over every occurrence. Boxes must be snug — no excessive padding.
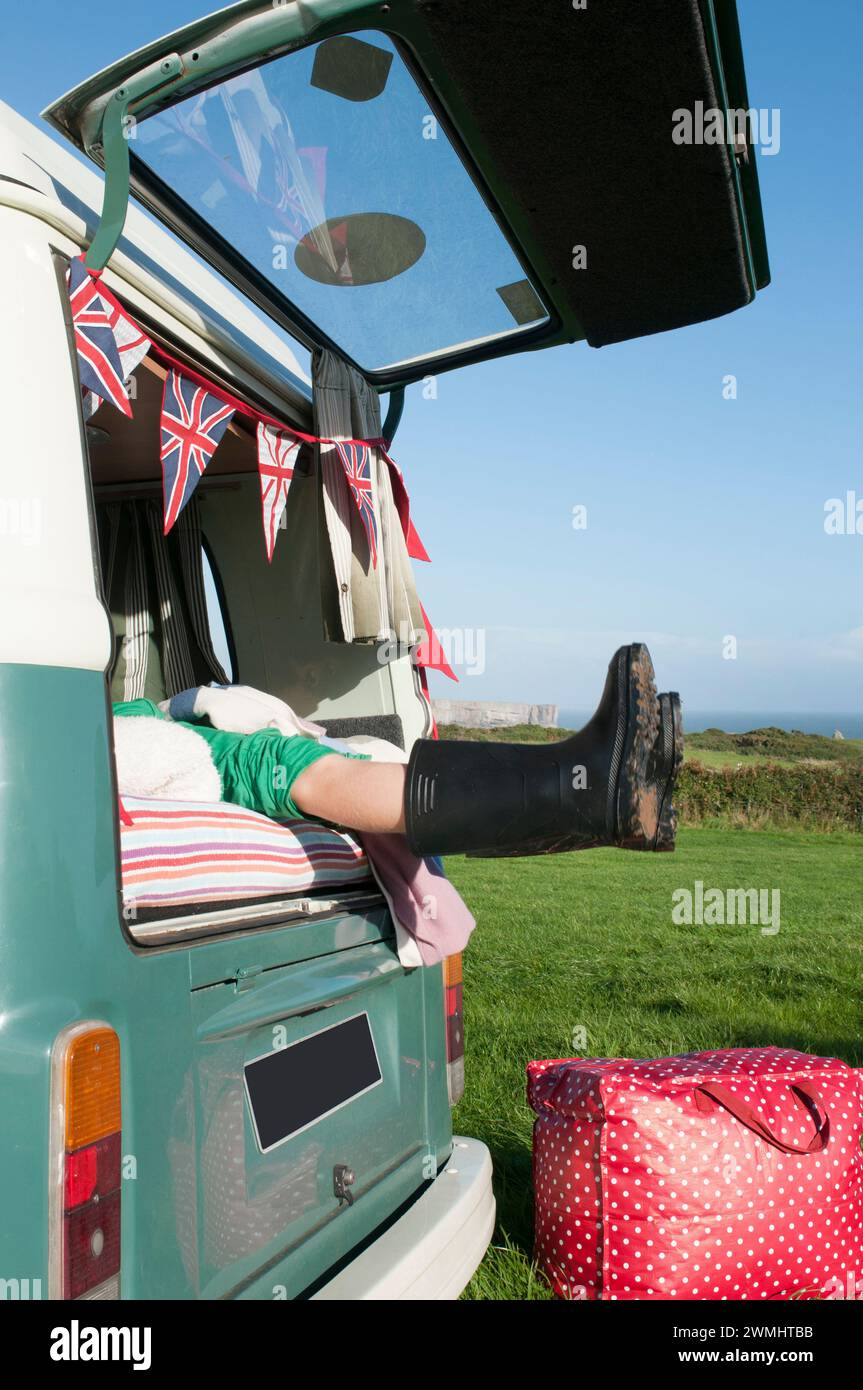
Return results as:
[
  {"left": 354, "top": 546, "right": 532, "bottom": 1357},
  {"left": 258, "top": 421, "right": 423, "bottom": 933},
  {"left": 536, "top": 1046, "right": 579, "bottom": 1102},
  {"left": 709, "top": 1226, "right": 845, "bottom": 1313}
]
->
[{"left": 185, "top": 725, "right": 369, "bottom": 821}]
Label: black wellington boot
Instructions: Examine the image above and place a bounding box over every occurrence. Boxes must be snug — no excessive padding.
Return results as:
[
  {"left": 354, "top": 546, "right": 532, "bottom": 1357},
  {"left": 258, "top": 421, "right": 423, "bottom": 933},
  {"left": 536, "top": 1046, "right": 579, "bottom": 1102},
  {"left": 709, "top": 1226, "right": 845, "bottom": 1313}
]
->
[
  {"left": 471, "top": 688, "right": 684, "bottom": 860},
  {"left": 404, "top": 644, "right": 681, "bottom": 858}
]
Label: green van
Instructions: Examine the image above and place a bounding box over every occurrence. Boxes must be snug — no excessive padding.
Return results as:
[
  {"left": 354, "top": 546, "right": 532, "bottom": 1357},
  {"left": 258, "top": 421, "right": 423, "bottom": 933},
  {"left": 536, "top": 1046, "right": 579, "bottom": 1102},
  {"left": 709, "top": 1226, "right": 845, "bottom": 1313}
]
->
[{"left": 0, "top": 0, "right": 767, "bottom": 1300}]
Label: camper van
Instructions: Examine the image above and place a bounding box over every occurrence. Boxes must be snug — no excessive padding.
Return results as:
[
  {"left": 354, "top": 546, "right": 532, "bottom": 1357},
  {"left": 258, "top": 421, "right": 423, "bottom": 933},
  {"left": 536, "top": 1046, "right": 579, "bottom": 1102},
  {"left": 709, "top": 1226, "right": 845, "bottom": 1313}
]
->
[{"left": 0, "top": 0, "right": 767, "bottom": 1300}]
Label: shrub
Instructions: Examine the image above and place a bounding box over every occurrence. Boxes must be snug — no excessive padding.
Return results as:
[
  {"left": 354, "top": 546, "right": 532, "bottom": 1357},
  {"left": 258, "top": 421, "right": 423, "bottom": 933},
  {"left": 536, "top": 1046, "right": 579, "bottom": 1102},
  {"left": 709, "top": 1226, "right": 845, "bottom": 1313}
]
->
[{"left": 678, "top": 761, "right": 863, "bottom": 832}]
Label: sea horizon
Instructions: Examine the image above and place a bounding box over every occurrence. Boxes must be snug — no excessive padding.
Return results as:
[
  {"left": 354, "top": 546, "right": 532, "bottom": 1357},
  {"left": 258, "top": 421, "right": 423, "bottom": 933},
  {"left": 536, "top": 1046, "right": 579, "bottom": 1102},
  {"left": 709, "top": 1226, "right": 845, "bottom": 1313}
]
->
[{"left": 557, "top": 709, "right": 863, "bottom": 740}]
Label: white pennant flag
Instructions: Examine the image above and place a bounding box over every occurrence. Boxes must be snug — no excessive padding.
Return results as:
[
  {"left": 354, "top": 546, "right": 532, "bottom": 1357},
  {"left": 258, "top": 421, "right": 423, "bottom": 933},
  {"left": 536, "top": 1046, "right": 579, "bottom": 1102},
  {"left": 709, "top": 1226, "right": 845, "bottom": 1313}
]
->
[{"left": 257, "top": 421, "right": 302, "bottom": 561}]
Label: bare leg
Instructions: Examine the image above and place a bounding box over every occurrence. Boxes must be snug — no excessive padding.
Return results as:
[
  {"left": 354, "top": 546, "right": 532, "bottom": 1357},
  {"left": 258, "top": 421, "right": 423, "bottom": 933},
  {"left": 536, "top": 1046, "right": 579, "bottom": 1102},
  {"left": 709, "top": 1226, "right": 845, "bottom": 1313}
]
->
[{"left": 292, "top": 755, "right": 407, "bottom": 833}]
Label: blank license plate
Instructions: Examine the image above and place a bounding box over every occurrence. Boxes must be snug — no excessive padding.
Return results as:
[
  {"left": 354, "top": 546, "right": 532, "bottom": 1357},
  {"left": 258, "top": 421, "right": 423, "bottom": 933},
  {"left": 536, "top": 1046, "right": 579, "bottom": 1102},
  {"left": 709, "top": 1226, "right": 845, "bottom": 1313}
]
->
[{"left": 244, "top": 1012, "right": 382, "bottom": 1153}]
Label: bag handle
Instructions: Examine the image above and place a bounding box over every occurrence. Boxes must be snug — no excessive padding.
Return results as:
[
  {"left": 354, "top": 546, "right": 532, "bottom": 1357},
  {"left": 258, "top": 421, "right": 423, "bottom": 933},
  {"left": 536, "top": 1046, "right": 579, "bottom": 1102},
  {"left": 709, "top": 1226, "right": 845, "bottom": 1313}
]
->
[{"left": 694, "top": 1080, "right": 829, "bottom": 1155}]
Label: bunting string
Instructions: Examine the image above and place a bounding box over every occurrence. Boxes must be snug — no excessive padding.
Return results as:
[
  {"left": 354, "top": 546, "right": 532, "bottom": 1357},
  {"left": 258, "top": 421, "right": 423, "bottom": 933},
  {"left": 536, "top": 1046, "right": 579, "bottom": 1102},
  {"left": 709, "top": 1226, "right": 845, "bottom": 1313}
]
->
[
  {"left": 71, "top": 258, "right": 394, "bottom": 449},
  {"left": 68, "top": 254, "right": 436, "bottom": 615}
]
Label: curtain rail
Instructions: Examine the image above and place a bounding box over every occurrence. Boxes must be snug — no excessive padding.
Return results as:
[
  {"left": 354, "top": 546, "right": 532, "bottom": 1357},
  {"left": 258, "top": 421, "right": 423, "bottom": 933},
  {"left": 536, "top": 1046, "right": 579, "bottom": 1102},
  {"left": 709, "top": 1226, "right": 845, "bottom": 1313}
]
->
[{"left": 94, "top": 476, "right": 246, "bottom": 499}]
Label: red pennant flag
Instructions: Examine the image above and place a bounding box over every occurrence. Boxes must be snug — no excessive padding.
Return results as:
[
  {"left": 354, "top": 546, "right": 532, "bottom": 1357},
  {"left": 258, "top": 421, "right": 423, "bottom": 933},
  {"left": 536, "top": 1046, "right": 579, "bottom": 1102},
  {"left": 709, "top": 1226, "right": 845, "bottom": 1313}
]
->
[
  {"left": 405, "top": 517, "right": 431, "bottom": 563},
  {"left": 415, "top": 603, "right": 458, "bottom": 682},
  {"left": 257, "top": 422, "right": 302, "bottom": 562},
  {"left": 375, "top": 445, "right": 431, "bottom": 562}
]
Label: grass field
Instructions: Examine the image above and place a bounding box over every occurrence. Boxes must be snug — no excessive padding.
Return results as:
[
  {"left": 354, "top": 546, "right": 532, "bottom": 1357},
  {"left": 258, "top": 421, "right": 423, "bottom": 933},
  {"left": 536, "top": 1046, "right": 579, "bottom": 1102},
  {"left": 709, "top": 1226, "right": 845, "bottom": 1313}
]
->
[
  {"left": 448, "top": 825, "right": 863, "bottom": 1300},
  {"left": 683, "top": 747, "right": 799, "bottom": 769},
  {"left": 684, "top": 731, "right": 863, "bottom": 771}
]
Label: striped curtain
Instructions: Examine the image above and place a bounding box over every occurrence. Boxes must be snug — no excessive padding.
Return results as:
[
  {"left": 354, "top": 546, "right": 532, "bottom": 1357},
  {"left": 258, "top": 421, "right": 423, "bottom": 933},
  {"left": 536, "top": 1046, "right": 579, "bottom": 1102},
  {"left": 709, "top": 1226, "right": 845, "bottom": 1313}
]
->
[
  {"left": 144, "top": 503, "right": 197, "bottom": 697},
  {"left": 101, "top": 498, "right": 229, "bottom": 701},
  {"left": 314, "top": 348, "right": 424, "bottom": 646},
  {"left": 121, "top": 506, "right": 151, "bottom": 700}
]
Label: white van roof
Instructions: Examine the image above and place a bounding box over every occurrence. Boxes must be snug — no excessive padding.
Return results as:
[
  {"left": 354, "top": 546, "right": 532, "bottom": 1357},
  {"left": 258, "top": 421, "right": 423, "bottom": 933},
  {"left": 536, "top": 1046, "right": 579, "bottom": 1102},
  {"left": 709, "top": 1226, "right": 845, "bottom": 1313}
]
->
[{"left": 0, "top": 98, "right": 312, "bottom": 411}]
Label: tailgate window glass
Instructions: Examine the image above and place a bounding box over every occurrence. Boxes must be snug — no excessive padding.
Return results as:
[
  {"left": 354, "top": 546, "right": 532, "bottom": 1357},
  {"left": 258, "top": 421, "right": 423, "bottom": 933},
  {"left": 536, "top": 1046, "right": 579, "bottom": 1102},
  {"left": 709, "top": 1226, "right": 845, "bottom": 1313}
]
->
[{"left": 133, "top": 32, "right": 549, "bottom": 373}]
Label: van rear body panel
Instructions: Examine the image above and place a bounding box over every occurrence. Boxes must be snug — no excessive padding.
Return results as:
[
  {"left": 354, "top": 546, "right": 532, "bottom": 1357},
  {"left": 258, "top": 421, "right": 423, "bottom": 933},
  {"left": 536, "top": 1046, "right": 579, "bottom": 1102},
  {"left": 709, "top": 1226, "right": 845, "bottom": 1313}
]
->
[
  {"left": 0, "top": 661, "right": 452, "bottom": 1298},
  {"left": 186, "top": 946, "right": 448, "bottom": 1298}
]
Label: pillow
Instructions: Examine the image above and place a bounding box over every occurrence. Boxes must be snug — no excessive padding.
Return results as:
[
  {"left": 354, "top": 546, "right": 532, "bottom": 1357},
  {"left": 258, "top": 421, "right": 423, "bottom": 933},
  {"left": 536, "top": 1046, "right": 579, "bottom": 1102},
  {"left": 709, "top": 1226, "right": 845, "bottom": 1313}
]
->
[{"left": 119, "top": 797, "right": 371, "bottom": 910}]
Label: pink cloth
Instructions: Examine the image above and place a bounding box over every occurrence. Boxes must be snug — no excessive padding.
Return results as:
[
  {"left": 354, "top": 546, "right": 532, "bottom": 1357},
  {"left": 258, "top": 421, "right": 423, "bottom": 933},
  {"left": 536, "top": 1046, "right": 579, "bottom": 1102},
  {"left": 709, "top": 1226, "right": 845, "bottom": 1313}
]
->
[{"left": 361, "top": 833, "right": 475, "bottom": 967}]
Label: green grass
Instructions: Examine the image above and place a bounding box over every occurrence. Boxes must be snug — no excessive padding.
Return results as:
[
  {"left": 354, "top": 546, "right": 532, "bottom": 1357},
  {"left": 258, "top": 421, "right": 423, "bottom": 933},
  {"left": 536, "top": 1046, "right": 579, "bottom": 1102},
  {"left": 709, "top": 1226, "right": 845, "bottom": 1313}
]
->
[
  {"left": 687, "top": 727, "right": 863, "bottom": 766},
  {"left": 448, "top": 825, "right": 863, "bottom": 1300},
  {"left": 683, "top": 747, "right": 798, "bottom": 769}
]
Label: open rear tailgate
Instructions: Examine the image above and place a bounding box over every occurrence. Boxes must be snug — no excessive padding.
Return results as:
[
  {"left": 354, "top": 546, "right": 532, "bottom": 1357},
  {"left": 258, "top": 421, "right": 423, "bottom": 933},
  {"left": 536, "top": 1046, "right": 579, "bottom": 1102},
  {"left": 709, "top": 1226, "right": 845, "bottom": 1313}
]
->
[{"left": 43, "top": 0, "right": 769, "bottom": 390}]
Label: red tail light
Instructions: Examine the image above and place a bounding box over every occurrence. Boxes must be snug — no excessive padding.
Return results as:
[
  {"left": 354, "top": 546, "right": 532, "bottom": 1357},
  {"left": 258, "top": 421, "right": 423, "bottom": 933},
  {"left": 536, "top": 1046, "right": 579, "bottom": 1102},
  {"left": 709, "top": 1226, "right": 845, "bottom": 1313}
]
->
[
  {"left": 64, "top": 1133, "right": 121, "bottom": 1209},
  {"left": 443, "top": 954, "right": 464, "bottom": 1105},
  {"left": 50, "top": 1023, "right": 122, "bottom": 1300}
]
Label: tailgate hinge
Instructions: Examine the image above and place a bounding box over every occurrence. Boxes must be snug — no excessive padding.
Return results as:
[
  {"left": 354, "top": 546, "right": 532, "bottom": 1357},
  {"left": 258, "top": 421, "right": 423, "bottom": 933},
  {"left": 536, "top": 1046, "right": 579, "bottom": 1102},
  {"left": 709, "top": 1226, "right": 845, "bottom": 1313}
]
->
[
  {"left": 83, "top": 53, "right": 185, "bottom": 272},
  {"left": 232, "top": 963, "right": 264, "bottom": 993}
]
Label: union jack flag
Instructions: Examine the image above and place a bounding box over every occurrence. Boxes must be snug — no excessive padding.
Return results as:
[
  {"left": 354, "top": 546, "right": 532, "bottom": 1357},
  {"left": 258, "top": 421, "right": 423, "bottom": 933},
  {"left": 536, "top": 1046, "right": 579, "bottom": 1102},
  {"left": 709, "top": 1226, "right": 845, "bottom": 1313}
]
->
[
  {"left": 81, "top": 276, "right": 152, "bottom": 420},
  {"left": 257, "top": 422, "right": 301, "bottom": 562},
  {"left": 160, "top": 369, "right": 234, "bottom": 533},
  {"left": 68, "top": 256, "right": 134, "bottom": 417},
  {"left": 333, "top": 441, "right": 378, "bottom": 569}
]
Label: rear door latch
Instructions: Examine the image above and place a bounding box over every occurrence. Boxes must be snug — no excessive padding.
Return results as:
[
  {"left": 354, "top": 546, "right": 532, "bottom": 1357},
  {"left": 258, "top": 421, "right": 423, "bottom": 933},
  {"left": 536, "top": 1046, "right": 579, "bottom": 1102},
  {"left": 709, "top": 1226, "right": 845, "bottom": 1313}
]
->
[
  {"left": 233, "top": 963, "right": 263, "bottom": 992},
  {"left": 333, "top": 1164, "right": 356, "bottom": 1207}
]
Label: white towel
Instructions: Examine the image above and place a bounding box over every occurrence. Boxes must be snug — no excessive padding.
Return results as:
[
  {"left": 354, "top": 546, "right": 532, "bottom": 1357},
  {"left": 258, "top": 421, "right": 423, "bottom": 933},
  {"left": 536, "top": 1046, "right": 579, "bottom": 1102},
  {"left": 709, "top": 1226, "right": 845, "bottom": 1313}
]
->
[{"left": 113, "top": 715, "right": 222, "bottom": 802}]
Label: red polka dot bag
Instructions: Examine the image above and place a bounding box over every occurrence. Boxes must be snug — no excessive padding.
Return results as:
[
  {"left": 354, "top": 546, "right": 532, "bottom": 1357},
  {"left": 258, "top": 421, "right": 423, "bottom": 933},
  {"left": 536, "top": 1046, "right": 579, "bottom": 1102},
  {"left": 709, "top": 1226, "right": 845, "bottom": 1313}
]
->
[{"left": 527, "top": 1047, "right": 863, "bottom": 1301}]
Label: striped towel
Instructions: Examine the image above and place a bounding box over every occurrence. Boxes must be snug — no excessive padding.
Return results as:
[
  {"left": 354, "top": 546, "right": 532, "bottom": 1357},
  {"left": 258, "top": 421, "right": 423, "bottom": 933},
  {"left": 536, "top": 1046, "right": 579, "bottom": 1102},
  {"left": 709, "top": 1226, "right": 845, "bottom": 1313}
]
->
[{"left": 120, "top": 797, "right": 371, "bottom": 908}]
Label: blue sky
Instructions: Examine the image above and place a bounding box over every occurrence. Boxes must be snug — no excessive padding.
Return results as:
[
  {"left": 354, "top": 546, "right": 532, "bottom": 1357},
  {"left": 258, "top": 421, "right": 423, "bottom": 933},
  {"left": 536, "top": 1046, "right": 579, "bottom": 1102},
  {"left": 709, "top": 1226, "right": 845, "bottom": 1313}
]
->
[{"left": 3, "top": 1, "right": 861, "bottom": 714}]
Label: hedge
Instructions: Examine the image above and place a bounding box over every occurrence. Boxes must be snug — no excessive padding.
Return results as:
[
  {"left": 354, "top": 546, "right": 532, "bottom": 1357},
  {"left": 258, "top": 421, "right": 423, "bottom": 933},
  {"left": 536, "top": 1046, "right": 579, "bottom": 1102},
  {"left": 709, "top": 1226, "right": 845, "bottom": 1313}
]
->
[{"left": 678, "top": 761, "right": 863, "bottom": 832}]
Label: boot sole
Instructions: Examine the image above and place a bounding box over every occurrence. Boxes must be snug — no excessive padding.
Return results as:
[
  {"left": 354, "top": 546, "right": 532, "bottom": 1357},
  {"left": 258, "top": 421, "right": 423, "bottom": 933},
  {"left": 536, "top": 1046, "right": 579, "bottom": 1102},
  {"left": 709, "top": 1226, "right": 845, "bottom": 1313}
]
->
[
  {"left": 654, "top": 691, "right": 683, "bottom": 851},
  {"left": 614, "top": 643, "right": 662, "bottom": 850}
]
